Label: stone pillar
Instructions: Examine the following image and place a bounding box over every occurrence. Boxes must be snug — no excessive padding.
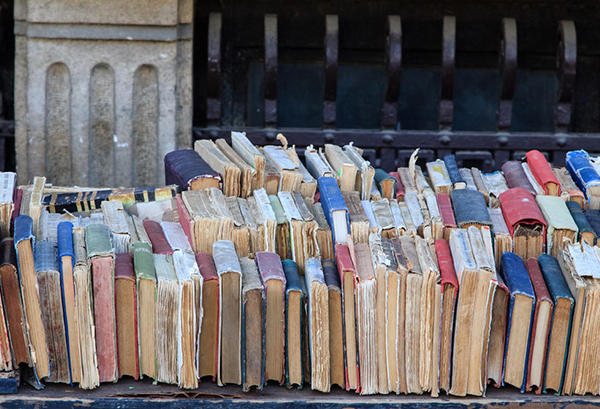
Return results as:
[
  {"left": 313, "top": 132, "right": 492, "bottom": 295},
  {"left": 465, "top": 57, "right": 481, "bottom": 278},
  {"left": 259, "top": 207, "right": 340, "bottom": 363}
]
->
[{"left": 14, "top": 0, "right": 193, "bottom": 187}]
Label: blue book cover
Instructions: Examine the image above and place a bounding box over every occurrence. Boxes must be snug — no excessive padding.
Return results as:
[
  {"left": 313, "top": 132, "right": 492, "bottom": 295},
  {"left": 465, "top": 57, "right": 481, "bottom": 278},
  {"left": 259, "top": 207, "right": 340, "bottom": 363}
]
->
[
  {"left": 500, "top": 252, "right": 536, "bottom": 392},
  {"left": 57, "top": 221, "right": 75, "bottom": 385},
  {"left": 538, "top": 254, "right": 574, "bottom": 395},
  {"left": 451, "top": 189, "right": 492, "bottom": 228},
  {"left": 443, "top": 154, "right": 465, "bottom": 187},
  {"left": 318, "top": 177, "right": 350, "bottom": 244},
  {"left": 566, "top": 150, "right": 600, "bottom": 200},
  {"left": 282, "top": 259, "right": 303, "bottom": 389}
]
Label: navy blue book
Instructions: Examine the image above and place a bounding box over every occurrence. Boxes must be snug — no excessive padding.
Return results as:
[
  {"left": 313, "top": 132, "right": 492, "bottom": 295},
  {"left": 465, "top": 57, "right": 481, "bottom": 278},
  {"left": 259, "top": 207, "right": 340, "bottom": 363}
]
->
[
  {"left": 443, "top": 154, "right": 466, "bottom": 189},
  {"left": 538, "top": 254, "right": 574, "bottom": 395},
  {"left": 282, "top": 260, "right": 304, "bottom": 389},
  {"left": 164, "top": 148, "right": 221, "bottom": 191},
  {"left": 318, "top": 177, "right": 350, "bottom": 244},
  {"left": 566, "top": 201, "right": 596, "bottom": 245},
  {"left": 58, "top": 222, "right": 77, "bottom": 385},
  {"left": 451, "top": 189, "right": 492, "bottom": 228},
  {"left": 584, "top": 209, "right": 600, "bottom": 240},
  {"left": 500, "top": 252, "right": 536, "bottom": 392}
]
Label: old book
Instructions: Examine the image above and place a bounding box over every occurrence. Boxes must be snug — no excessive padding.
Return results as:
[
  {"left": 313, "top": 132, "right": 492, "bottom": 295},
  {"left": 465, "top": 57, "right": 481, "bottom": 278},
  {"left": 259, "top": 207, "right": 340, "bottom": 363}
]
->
[
  {"left": 0, "top": 253, "right": 11, "bottom": 372},
  {"left": 526, "top": 150, "right": 560, "bottom": 196},
  {"left": 114, "top": 253, "right": 139, "bottom": 380},
  {"left": 398, "top": 167, "right": 418, "bottom": 195},
  {"left": 238, "top": 198, "right": 260, "bottom": 254},
  {"left": 22, "top": 177, "right": 45, "bottom": 234},
  {"left": 424, "top": 190, "right": 443, "bottom": 241},
  {"left": 414, "top": 236, "right": 441, "bottom": 395},
  {"left": 304, "top": 200, "right": 334, "bottom": 260},
  {"left": 538, "top": 254, "right": 574, "bottom": 394},
  {"left": 325, "top": 144, "right": 357, "bottom": 192},
  {"left": 443, "top": 155, "right": 466, "bottom": 189},
  {"left": 266, "top": 195, "right": 289, "bottom": 261},
  {"left": 404, "top": 192, "right": 424, "bottom": 235},
  {"left": 164, "top": 148, "right": 221, "bottom": 191},
  {"left": 143, "top": 219, "right": 173, "bottom": 255},
  {"left": 344, "top": 144, "right": 375, "bottom": 200},
  {"left": 171, "top": 250, "right": 198, "bottom": 389},
  {"left": 434, "top": 239, "right": 457, "bottom": 393},
  {"left": 350, "top": 239, "right": 378, "bottom": 395},
  {"left": 293, "top": 192, "right": 320, "bottom": 260},
  {"left": 196, "top": 252, "right": 218, "bottom": 381},
  {"left": 368, "top": 235, "right": 390, "bottom": 394},
  {"left": 195, "top": 139, "right": 241, "bottom": 197},
  {"left": 342, "top": 192, "right": 370, "bottom": 243},
  {"left": 566, "top": 201, "right": 596, "bottom": 245},
  {"left": 277, "top": 192, "right": 307, "bottom": 273},
  {"left": 471, "top": 168, "right": 489, "bottom": 203},
  {"left": 85, "top": 223, "right": 117, "bottom": 383},
  {"left": 553, "top": 166, "right": 586, "bottom": 208},
  {"left": 249, "top": 188, "right": 277, "bottom": 253},
  {"left": 487, "top": 272, "right": 509, "bottom": 389},
  {"left": 256, "top": 252, "right": 286, "bottom": 384},
  {"left": 536, "top": 195, "right": 578, "bottom": 257},
  {"left": 0, "top": 172, "right": 15, "bottom": 238},
  {"left": 299, "top": 277, "right": 311, "bottom": 386},
  {"left": 460, "top": 168, "right": 478, "bottom": 191},
  {"left": 231, "top": 131, "right": 265, "bottom": 190},
  {"left": 500, "top": 252, "right": 535, "bottom": 392},
  {"left": 304, "top": 258, "right": 330, "bottom": 392},
  {"left": 321, "top": 260, "right": 344, "bottom": 389},
  {"left": 0, "top": 238, "right": 29, "bottom": 367},
  {"left": 282, "top": 260, "right": 303, "bottom": 389},
  {"left": 34, "top": 240, "right": 69, "bottom": 384},
  {"left": 133, "top": 242, "right": 156, "bottom": 380},
  {"left": 72, "top": 228, "right": 100, "bottom": 389},
  {"left": 216, "top": 138, "right": 255, "bottom": 198},
  {"left": 319, "top": 177, "right": 350, "bottom": 244},
  {"left": 436, "top": 193, "right": 456, "bottom": 241},
  {"left": 101, "top": 200, "right": 131, "bottom": 254},
  {"left": 263, "top": 145, "right": 303, "bottom": 192},
  {"left": 499, "top": 188, "right": 546, "bottom": 260},
  {"left": 389, "top": 199, "right": 407, "bottom": 236},
  {"left": 389, "top": 238, "right": 408, "bottom": 393},
  {"left": 398, "top": 202, "right": 417, "bottom": 235},
  {"left": 335, "top": 243, "right": 359, "bottom": 391},
  {"left": 524, "top": 258, "right": 553, "bottom": 394},
  {"left": 263, "top": 154, "right": 282, "bottom": 194},
  {"left": 304, "top": 145, "right": 335, "bottom": 180},
  {"left": 374, "top": 169, "right": 396, "bottom": 200},
  {"left": 567, "top": 150, "right": 600, "bottom": 209},
  {"left": 584, "top": 209, "right": 600, "bottom": 239},
  {"left": 522, "top": 162, "right": 545, "bottom": 195},
  {"left": 488, "top": 207, "right": 512, "bottom": 269},
  {"left": 153, "top": 254, "right": 179, "bottom": 385},
  {"left": 371, "top": 199, "right": 397, "bottom": 239},
  {"left": 214, "top": 240, "right": 242, "bottom": 386},
  {"left": 426, "top": 160, "right": 453, "bottom": 194},
  {"left": 451, "top": 189, "right": 492, "bottom": 230},
  {"left": 180, "top": 190, "right": 218, "bottom": 254},
  {"left": 225, "top": 196, "right": 250, "bottom": 257},
  {"left": 389, "top": 172, "right": 405, "bottom": 202},
  {"left": 297, "top": 162, "right": 317, "bottom": 201},
  {"left": 559, "top": 242, "right": 600, "bottom": 395},
  {"left": 57, "top": 222, "right": 81, "bottom": 384},
  {"left": 397, "top": 235, "right": 423, "bottom": 395},
  {"left": 448, "top": 228, "right": 477, "bottom": 396},
  {"left": 503, "top": 160, "right": 536, "bottom": 196},
  {"left": 482, "top": 170, "right": 510, "bottom": 207},
  {"left": 240, "top": 257, "right": 263, "bottom": 391}
]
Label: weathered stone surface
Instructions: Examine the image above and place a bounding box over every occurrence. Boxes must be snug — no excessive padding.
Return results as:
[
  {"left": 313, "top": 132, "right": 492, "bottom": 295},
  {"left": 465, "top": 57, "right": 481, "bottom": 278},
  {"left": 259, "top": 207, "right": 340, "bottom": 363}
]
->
[{"left": 15, "top": 0, "right": 193, "bottom": 187}]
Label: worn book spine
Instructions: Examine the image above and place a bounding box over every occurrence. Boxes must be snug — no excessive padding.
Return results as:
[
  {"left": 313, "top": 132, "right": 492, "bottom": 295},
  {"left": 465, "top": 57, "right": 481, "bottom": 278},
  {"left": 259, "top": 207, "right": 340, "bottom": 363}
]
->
[
  {"left": 143, "top": 220, "right": 173, "bottom": 255},
  {"left": 535, "top": 195, "right": 578, "bottom": 257},
  {"left": 444, "top": 154, "right": 466, "bottom": 189},
  {"left": 318, "top": 177, "right": 350, "bottom": 244},
  {"left": 566, "top": 150, "right": 600, "bottom": 208},
  {"left": 282, "top": 259, "right": 303, "bottom": 389},
  {"left": 566, "top": 201, "right": 595, "bottom": 244},
  {"left": 115, "top": 253, "right": 139, "bottom": 380},
  {"left": 526, "top": 150, "right": 560, "bottom": 196},
  {"left": 374, "top": 169, "right": 396, "bottom": 200},
  {"left": 499, "top": 187, "right": 547, "bottom": 237},
  {"left": 553, "top": 167, "right": 586, "bottom": 208},
  {"left": 427, "top": 159, "right": 453, "bottom": 193},
  {"left": 502, "top": 161, "right": 537, "bottom": 195},
  {"left": 0, "top": 238, "right": 29, "bottom": 367},
  {"left": 451, "top": 189, "right": 491, "bottom": 228},
  {"left": 389, "top": 172, "right": 405, "bottom": 202}
]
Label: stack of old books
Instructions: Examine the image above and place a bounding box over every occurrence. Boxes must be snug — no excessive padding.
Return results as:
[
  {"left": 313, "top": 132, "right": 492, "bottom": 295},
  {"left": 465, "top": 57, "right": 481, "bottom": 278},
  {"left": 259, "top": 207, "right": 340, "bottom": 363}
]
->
[{"left": 2, "top": 134, "right": 600, "bottom": 398}]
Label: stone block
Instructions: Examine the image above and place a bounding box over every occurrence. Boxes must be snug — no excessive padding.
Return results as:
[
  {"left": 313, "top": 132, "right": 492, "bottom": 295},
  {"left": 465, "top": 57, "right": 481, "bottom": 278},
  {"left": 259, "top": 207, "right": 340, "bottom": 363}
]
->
[{"left": 14, "top": 0, "right": 193, "bottom": 187}]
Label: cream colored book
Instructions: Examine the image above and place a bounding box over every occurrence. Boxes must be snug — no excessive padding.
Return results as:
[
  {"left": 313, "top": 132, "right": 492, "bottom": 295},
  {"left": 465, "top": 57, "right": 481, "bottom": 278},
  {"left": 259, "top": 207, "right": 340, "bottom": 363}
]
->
[
  {"left": 263, "top": 145, "right": 303, "bottom": 192},
  {"left": 101, "top": 200, "right": 131, "bottom": 254},
  {"left": 248, "top": 188, "right": 277, "bottom": 253},
  {"left": 389, "top": 199, "right": 407, "bottom": 236},
  {"left": 325, "top": 144, "right": 357, "bottom": 192},
  {"left": 536, "top": 195, "right": 578, "bottom": 258},
  {"left": 216, "top": 138, "right": 256, "bottom": 198},
  {"left": 426, "top": 160, "right": 452, "bottom": 194},
  {"left": 343, "top": 192, "right": 371, "bottom": 243},
  {"left": 226, "top": 196, "right": 250, "bottom": 257},
  {"left": 424, "top": 189, "right": 443, "bottom": 241},
  {"left": 304, "top": 145, "right": 335, "bottom": 179},
  {"left": 278, "top": 191, "right": 307, "bottom": 273},
  {"left": 371, "top": 198, "right": 397, "bottom": 239},
  {"left": 231, "top": 131, "right": 265, "bottom": 190},
  {"left": 293, "top": 192, "right": 320, "bottom": 260},
  {"left": 344, "top": 143, "right": 375, "bottom": 200},
  {"left": 237, "top": 198, "right": 260, "bottom": 255},
  {"left": 195, "top": 139, "right": 241, "bottom": 197}
]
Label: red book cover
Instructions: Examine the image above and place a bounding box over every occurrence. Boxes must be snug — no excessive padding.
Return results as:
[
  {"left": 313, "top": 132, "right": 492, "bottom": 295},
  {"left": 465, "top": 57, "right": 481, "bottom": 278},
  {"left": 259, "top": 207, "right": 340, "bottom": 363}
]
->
[
  {"left": 435, "top": 239, "right": 458, "bottom": 292},
  {"left": 389, "top": 172, "right": 405, "bottom": 202},
  {"left": 498, "top": 187, "right": 547, "bottom": 237},
  {"left": 436, "top": 193, "right": 457, "bottom": 230},
  {"left": 143, "top": 220, "right": 173, "bottom": 255},
  {"left": 524, "top": 258, "right": 554, "bottom": 394},
  {"left": 176, "top": 195, "right": 195, "bottom": 250},
  {"left": 196, "top": 252, "right": 218, "bottom": 281},
  {"left": 334, "top": 243, "right": 360, "bottom": 393},
  {"left": 526, "top": 150, "right": 561, "bottom": 196}
]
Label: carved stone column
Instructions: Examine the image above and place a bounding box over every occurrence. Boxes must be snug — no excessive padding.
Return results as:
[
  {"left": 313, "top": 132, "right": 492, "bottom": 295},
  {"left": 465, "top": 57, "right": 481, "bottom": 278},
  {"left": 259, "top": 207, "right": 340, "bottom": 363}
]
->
[{"left": 14, "top": 0, "right": 193, "bottom": 187}]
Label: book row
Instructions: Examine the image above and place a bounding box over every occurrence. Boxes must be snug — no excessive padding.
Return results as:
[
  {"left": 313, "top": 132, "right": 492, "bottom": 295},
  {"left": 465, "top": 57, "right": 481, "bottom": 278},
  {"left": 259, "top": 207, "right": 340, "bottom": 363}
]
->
[{"left": 0, "top": 136, "right": 599, "bottom": 397}]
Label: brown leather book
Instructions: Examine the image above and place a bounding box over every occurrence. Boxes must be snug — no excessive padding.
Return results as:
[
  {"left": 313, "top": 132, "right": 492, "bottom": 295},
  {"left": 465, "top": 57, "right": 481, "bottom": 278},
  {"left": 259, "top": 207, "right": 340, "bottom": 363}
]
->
[
  {"left": 115, "top": 253, "right": 139, "bottom": 380},
  {"left": 525, "top": 258, "right": 554, "bottom": 394},
  {"left": 196, "top": 252, "right": 219, "bottom": 381},
  {"left": 0, "top": 238, "right": 29, "bottom": 366}
]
